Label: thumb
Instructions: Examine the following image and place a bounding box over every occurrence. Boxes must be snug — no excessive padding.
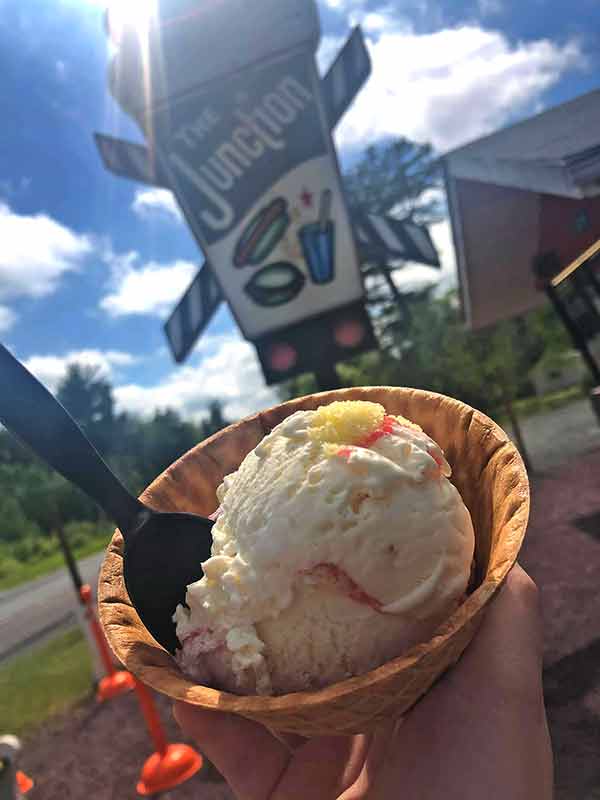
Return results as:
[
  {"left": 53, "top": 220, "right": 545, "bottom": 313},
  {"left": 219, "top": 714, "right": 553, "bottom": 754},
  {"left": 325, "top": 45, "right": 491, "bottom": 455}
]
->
[{"left": 173, "top": 702, "right": 290, "bottom": 800}]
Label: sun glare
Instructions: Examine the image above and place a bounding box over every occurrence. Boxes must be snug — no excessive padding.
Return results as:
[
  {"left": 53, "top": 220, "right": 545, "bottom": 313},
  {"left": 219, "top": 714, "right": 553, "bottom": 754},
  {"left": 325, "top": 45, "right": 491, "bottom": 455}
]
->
[{"left": 106, "top": 0, "right": 158, "bottom": 45}]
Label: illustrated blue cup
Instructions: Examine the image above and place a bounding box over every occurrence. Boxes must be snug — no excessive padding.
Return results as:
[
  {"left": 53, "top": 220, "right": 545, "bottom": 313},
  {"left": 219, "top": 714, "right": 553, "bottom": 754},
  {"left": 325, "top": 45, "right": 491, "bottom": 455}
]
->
[{"left": 299, "top": 221, "right": 335, "bottom": 284}]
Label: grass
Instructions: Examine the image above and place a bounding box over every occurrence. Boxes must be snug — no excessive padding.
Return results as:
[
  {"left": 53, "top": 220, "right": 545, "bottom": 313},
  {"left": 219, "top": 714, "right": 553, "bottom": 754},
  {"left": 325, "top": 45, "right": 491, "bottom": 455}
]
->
[
  {"left": 0, "top": 627, "right": 93, "bottom": 737},
  {"left": 0, "top": 533, "right": 108, "bottom": 592},
  {"left": 496, "top": 384, "right": 585, "bottom": 425},
  {"left": 513, "top": 385, "right": 585, "bottom": 417}
]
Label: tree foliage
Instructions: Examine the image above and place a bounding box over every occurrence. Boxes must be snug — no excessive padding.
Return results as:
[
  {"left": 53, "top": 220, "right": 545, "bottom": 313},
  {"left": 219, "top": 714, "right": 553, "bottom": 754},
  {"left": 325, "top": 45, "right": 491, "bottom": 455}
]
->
[
  {"left": 0, "top": 371, "right": 230, "bottom": 568},
  {"left": 343, "top": 139, "right": 443, "bottom": 220},
  {"left": 57, "top": 365, "right": 115, "bottom": 456},
  {"left": 281, "top": 289, "right": 572, "bottom": 419},
  {"left": 342, "top": 138, "right": 445, "bottom": 355}
]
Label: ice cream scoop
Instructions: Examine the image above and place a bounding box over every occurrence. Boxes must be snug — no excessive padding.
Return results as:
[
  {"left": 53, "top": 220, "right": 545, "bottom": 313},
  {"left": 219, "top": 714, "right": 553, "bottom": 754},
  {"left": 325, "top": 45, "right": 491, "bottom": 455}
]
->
[{"left": 174, "top": 400, "right": 475, "bottom": 695}]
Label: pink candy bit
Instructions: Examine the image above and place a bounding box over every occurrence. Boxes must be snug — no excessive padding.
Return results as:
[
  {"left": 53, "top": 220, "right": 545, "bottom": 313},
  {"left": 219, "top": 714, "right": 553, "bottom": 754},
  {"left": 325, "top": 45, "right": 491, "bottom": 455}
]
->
[
  {"left": 302, "top": 562, "right": 383, "bottom": 612},
  {"left": 358, "top": 414, "right": 397, "bottom": 448},
  {"left": 425, "top": 445, "right": 450, "bottom": 479},
  {"left": 430, "top": 451, "right": 444, "bottom": 468},
  {"left": 335, "top": 415, "right": 398, "bottom": 459},
  {"left": 181, "top": 627, "right": 225, "bottom": 653},
  {"left": 337, "top": 446, "right": 354, "bottom": 460}
]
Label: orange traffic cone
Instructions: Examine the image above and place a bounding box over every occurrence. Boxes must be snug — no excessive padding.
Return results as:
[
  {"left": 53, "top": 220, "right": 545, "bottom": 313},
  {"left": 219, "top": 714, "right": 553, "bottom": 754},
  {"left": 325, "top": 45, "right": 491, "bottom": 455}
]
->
[
  {"left": 79, "top": 584, "right": 135, "bottom": 701},
  {"left": 0, "top": 736, "right": 33, "bottom": 798},
  {"left": 80, "top": 585, "right": 201, "bottom": 793},
  {"left": 16, "top": 770, "right": 33, "bottom": 795},
  {"left": 133, "top": 679, "right": 203, "bottom": 796}
]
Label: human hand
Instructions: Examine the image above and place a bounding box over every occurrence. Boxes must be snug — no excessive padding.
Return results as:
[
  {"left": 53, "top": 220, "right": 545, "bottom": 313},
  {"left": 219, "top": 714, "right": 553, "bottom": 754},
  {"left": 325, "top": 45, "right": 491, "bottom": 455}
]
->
[{"left": 174, "top": 564, "right": 553, "bottom": 799}]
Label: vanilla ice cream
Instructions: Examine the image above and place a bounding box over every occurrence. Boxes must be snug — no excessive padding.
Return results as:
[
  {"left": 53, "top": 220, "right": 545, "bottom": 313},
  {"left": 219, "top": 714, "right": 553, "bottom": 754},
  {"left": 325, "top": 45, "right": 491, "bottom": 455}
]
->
[{"left": 174, "top": 400, "right": 475, "bottom": 695}]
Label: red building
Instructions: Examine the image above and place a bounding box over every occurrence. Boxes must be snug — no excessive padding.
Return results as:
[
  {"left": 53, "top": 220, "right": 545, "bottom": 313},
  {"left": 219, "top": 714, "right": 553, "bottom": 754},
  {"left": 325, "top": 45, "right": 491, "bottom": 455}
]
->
[{"left": 443, "top": 89, "right": 600, "bottom": 330}]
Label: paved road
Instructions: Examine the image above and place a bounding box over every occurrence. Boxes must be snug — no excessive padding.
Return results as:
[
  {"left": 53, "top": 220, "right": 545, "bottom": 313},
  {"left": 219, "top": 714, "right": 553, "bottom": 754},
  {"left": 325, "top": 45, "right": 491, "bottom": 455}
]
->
[
  {"left": 0, "top": 551, "right": 105, "bottom": 662},
  {"left": 503, "top": 397, "right": 600, "bottom": 473}
]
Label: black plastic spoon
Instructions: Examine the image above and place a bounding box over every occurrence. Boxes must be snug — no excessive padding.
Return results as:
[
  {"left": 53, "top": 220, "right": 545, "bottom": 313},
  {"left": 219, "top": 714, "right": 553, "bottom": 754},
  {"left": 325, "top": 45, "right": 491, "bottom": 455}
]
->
[{"left": 0, "top": 344, "right": 213, "bottom": 653}]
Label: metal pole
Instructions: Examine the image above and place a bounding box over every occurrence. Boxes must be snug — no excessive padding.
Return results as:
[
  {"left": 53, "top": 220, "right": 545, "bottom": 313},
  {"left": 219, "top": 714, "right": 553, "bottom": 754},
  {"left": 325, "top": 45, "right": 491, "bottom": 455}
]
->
[
  {"left": 377, "top": 260, "right": 411, "bottom": 323},
  {"left": 54, "top": 522, "right": 104, "bottom": 683},
  {"left": 54, "top": 525, "right": 83, "bottom": 593},
  {"left": 499, "top": 384, "right": 533, "bottom": 475},
  {"left": 572, "top": 269, "right": 600, "bottom": 326},
  {"left": 583, "top": 254, "right": 600, "bottom": 298},
  {"left": 546, "top": 284, "right": 600, "bottom": 384}
]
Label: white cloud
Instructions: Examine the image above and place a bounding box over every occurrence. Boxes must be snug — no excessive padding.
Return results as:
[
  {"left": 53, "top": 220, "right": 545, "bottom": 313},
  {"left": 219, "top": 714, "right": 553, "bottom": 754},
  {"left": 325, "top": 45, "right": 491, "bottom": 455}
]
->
[
  {"left": 24, "top": 349, "right": 138, "bottom": 393},
  {"left": 360, "top": 10, "right": 396, "bottom": 33},
  {"left": 430, "top": 218, "right": 456, "bottom": 275},
  {"left": 0, "top": 202, "right": 91, "bottom": 300},
  {"left": 333, "top": 20, "right": 583, "bottom": 152},
  {"left": 115, "top": 334, "right": 278, "bottom": 421},
  {"left": 322, "top": 0, "right": 366, "bottom": 9},
  {"left": 0, "top": 305, "right": 16, "bottom": 333},
  {"left": 132, "top": 188, "right": 183, "bottom": 223},
  {"left": 317, "top": 34, "right": 345, "bottom": 73},
  {"left": 100, "top": 252, "right": 196, "bottom": 317}
]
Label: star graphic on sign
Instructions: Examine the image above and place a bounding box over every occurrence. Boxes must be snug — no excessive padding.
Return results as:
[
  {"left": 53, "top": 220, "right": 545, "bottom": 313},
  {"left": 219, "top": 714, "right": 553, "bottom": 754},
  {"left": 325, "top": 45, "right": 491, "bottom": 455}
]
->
[{"left": 300, "top": 188, "right": 313, "bottom": 208}]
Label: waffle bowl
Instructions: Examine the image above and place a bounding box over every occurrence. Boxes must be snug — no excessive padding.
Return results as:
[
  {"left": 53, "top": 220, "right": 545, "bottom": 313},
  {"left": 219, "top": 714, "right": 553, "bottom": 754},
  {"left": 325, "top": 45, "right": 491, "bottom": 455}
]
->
[{"left": 98, "top": 387, "right": 529, "bottom": 737}]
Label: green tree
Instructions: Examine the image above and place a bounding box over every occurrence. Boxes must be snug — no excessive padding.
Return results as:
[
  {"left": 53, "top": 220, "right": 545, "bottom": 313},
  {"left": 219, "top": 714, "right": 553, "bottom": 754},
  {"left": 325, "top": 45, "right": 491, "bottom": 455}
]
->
[
  {"left": 343, "top": 139, "right": 442, "bottom": 220},
  {"left": 200, "top": 400, "right": 230, "bottom": 439},
  {"left": 57, "top": 364, "right": 116, "bottom": 455},
  {"left": 0, "top": 428, "right": 35, "bottom": 465},
  {"left": 353, "top": 290, "right": 532, "bottom": 412},
  {"left": 0, "top": 374, "right": 238, "bottom": 572},
  {"left": 343, "top": 139, "right": 444, "bottom": 351},
  {"left": 0, "top": 495, "right": 41, "bottom": 543},
  {"left": 135, "top": 409, "right": 201, "bottom": 485}
]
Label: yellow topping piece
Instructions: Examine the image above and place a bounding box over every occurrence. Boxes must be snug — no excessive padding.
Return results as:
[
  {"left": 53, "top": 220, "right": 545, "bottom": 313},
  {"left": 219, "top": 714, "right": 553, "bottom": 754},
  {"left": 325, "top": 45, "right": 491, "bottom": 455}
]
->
[{"left": 309, "top": 401, "right": 385, "bottom": 445}]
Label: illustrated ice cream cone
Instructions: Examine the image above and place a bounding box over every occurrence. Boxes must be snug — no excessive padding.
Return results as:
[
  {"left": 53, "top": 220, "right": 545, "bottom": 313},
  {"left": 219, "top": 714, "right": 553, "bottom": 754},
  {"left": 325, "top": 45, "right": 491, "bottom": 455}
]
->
[{"left": 98, "top": 387, "right": 529, "bottom": 737}]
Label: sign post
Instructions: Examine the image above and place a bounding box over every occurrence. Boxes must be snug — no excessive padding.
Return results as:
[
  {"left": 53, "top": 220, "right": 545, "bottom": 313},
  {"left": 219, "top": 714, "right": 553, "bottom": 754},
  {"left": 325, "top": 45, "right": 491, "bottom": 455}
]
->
[
  {"left": 537, "top": 244, "right": 600, "bottom": 384},
  {"left": 534, "top": 240, "right": 600, "bottom": 424}
]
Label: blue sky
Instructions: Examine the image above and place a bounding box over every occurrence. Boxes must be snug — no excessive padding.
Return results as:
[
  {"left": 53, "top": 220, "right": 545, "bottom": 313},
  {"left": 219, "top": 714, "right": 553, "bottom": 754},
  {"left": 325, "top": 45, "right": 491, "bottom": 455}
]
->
[{"left": 0, "top": 0, "right": 598, "bottom": 420}]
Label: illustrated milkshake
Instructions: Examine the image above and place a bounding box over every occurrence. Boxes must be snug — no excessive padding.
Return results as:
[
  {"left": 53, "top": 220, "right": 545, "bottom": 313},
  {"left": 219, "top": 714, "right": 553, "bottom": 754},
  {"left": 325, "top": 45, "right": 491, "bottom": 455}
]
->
[{"left": 299, "top": 189, "right": 335, "bottom": 284}]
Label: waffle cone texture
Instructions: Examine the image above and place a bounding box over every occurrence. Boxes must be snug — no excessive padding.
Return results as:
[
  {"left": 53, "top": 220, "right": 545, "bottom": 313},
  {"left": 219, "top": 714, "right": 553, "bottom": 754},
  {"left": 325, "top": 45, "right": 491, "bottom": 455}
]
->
[{"left": 98, "top": 387, "right": 529, "bottom": 736}]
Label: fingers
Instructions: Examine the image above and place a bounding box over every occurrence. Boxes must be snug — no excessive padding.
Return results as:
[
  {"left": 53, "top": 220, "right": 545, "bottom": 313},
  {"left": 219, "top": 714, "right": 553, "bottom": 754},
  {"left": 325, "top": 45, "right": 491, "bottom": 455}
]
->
[
  {"left": 367, "top": 564, "right": 552, "bottom": 800},
  {"left": 174, "top": 702, "right": 363, "bottom": 800},
  {"left": 477, "top": 563, "right": 542, "bottom": 659},
  {"left": 271, "top": 735, "right": 365, "bottom": 800},
  {"left": 173, "top": 702, "right": 290, "bottom": 800},
  {"left": 454, "top": 562, "right": 544, "bottom": 708}
]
